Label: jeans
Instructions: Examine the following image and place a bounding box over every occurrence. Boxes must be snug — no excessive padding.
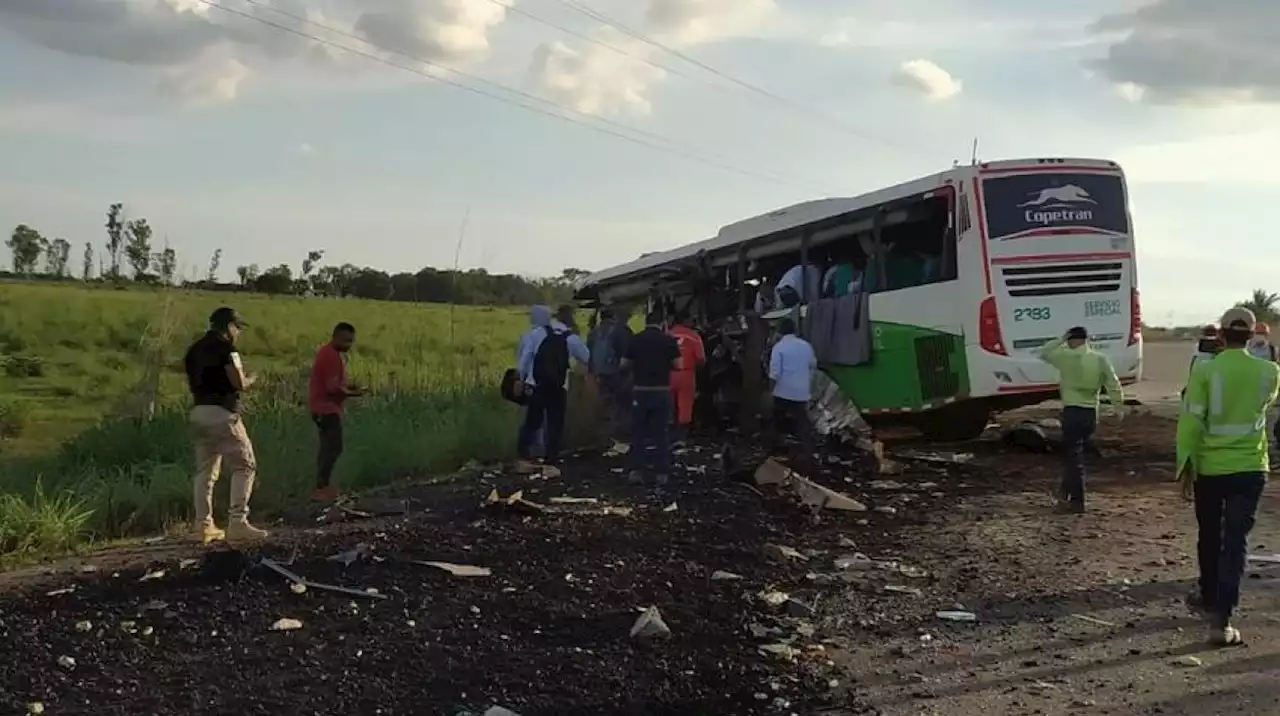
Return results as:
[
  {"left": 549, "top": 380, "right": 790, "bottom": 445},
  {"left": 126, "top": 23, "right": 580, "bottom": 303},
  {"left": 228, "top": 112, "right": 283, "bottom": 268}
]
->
[
  {"left": 771, "top": 397, "right": 816, "bottom": 474},
  {"left": 1060, "top": 406, "right": 1097, "bottom": 505},
  {"left": 630, "top": 389, "right": 673, "bottom": 476},
  {"left": 1194, "top": 471, "right": 1266, "bottom": 619},
  {"left": 519, "top": 384, "right": 566, "bottom": 462},
  {"left": 312, "top": 413, "right": 344, "bottom": 489}
]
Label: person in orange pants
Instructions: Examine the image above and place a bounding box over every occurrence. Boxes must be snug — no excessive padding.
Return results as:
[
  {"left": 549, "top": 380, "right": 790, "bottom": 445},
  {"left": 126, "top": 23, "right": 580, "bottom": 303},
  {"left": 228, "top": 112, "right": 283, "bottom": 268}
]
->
[{"left": 669, "top": 314, "right": 706, "bottom": 442}]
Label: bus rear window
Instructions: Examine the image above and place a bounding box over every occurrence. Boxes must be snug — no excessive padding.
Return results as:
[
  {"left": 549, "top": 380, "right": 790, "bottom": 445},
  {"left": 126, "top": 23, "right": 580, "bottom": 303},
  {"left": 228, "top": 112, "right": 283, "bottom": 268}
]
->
[{"left": 982, "top": 172, "right": 1128, "bottom": 240}]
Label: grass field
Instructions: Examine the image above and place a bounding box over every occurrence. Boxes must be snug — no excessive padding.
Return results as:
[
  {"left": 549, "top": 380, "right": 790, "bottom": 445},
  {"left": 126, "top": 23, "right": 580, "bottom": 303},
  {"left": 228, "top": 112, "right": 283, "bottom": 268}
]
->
[{"left": 0, "top": 282, "right": 537, "bottom": 560}]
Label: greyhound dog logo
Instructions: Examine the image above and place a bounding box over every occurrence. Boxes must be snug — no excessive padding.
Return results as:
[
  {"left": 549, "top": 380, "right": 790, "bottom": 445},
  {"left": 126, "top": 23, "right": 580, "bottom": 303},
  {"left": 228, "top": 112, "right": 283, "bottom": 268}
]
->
[{"left": 1017, "top": 185, "right": 1096, "bottom": 208}]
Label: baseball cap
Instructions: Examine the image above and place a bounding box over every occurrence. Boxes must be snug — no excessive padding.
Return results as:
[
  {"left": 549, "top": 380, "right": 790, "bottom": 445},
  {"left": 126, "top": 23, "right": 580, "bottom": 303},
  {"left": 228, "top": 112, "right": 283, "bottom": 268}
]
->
[
  {"left": 209, "top": 306, "right": 248, "bottom": 329},
  {"left": 1220, "top": 307, "right": 1257, "bottom": 332}
]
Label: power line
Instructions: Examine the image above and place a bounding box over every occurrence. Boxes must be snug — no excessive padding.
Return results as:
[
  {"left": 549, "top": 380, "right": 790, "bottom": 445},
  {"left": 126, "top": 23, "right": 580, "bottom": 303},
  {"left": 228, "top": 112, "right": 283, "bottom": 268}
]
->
[
  {"left": 194, "top": 0, "right": 821, "bottom": 191},
  {"left": 554, "top": 0, "right": 942, "bottom": 158}
]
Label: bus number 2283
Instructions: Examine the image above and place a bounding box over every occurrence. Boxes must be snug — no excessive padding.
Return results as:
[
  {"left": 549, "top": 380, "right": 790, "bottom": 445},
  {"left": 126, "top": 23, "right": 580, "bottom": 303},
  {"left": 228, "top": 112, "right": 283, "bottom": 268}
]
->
[{"left": 1014, "top": 306, "right": 1051, "bottom": 322}]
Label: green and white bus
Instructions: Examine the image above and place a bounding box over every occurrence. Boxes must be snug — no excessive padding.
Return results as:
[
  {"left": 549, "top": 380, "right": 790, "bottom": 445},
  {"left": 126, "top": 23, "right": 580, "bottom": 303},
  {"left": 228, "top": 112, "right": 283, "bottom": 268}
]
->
[{"left": 577, "top": 158, "right": 1142, "bottom": 438}]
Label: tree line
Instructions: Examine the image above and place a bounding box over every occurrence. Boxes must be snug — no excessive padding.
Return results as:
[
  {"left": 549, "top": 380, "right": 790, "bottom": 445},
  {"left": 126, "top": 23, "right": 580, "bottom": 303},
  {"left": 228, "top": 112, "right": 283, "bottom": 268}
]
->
[{"left": 5, "top": 205, "right": 588, "bottom": 306}]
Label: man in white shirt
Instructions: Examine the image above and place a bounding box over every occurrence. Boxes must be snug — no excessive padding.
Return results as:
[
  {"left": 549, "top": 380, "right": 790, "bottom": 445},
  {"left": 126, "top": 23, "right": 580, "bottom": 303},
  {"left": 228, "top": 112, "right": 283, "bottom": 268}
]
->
[{"left": 768, "top": 317, "right": 818, "bottom": 471}]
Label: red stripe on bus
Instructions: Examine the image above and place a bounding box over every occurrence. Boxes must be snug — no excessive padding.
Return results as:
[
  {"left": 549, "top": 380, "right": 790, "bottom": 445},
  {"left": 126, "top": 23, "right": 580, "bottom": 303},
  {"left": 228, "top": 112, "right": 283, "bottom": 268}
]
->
[
  {"left": 996, "top": 227, "right": 1115, "bottom": 240},
  {"left": 979, "top": 166, "right": 1121, "bottom": 175},
  {"left": 972, "top": 178, "right": 992, "bottom": 294},
  {"left": 990, "top": 251, "right": 1133, "bottom": 265}
]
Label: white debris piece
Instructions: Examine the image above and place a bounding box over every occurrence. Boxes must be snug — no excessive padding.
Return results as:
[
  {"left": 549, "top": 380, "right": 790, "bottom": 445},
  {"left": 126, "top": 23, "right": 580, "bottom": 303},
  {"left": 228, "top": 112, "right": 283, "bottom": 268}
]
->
[
  {"left": 419, "top": 562, "right": 492, "bottom": 578},
  {"left": 56, "top": 655, "right": 76, "bottom": 670},
  {"left": 629, "top": 606, "right": 672, "bottom": 640},
  {"left": 936, "top": 611, "right": 978, "bottom": 623},
  {"left": 711, "top": 570, "right": 744, "bottom": 581},
  {"left": 269, "top": 618, "right": 304, "bottom": 632},
  {"left": 483, "top": 708, "right": 523, "bottom": 716}
]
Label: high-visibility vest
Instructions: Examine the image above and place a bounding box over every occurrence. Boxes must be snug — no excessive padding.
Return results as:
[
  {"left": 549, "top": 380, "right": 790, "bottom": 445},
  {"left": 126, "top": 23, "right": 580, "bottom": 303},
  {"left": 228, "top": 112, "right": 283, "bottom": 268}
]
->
[{"left": 1177, "top": 348, "right": 1280, "bottom": 477}]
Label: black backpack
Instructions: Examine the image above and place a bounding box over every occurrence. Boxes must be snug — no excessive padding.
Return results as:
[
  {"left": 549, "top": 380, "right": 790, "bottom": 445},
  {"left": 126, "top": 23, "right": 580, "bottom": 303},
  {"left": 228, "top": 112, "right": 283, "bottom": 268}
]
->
[
  {"left": 533, "top": 327, "right": 571, "bottom": 388},
  {"left": 500, "top": 368, "right": 528, "bottom": 405}
]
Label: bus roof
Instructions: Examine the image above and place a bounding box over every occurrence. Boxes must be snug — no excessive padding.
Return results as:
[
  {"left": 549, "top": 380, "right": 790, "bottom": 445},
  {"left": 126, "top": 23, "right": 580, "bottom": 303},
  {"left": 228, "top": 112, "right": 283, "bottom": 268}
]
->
[{"left": 576, "top": 157, "right": 1122, "bottom": 300}]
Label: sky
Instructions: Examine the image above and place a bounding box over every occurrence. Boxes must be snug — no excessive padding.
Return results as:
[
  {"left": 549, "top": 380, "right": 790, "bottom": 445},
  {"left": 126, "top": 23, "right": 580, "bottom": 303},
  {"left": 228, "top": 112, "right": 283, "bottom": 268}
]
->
[{"left": 1, "top": 0, "right": 1278, "bottom": 325}]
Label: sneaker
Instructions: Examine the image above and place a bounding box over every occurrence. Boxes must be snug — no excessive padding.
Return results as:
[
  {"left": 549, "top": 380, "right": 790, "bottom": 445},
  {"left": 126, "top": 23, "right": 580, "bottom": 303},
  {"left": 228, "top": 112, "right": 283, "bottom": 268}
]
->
[
  {"left": 311, "top": 486, "right": 340, "bottom": 502},
  {"left": 541, "top": 465, "right": 563, "bottom": 479},
  {"left": 1208, "top": 615, "right": 1244, "bottom": 646},
  {"left": 226, "top": 520, "right": 269, "bottom": 544},
  {"left": 192, "top": 523, "right": 226, "bottom": 545}
]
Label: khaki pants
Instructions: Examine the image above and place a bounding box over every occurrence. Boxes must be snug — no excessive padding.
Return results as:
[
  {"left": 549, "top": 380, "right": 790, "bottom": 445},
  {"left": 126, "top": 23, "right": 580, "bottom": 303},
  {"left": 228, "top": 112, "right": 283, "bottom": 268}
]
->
[{"left": 190, "top": 405, "right": 257, "bottom": 524}]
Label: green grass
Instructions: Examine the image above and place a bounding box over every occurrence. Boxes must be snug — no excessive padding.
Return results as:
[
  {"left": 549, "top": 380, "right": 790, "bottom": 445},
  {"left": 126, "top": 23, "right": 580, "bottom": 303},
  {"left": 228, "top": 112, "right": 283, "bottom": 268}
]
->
[{"left": 0, "top": 281, "right": 541, "bottom": 561}]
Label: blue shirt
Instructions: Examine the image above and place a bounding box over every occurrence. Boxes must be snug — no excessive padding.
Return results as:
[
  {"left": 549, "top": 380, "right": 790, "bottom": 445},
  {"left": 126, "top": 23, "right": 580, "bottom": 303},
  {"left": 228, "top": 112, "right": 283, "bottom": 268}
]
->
[
  {"left": 769, "top": 334, "right": 817, "bottom": 402},
  {"left": 518, "top": 320, "right": 590, "bottom": 387}
]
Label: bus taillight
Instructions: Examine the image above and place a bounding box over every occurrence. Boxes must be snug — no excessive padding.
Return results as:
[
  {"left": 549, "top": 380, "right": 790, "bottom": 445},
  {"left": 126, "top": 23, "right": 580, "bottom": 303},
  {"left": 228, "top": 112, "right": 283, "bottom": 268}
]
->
[
  {"left": 979, "top": 296, "right": 1007, "bottom": 355},
  {"left": 1129, "top": 288, "right": 1142, "bottom": 346}
]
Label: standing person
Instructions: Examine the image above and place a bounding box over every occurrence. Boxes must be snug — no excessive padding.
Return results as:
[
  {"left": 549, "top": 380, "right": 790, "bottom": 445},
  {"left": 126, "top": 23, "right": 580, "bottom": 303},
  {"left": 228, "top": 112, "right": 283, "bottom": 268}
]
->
[
  {"left": 1037, "top": 326, "right": 1124, "bottom": 513},
  {"left": 768, "top": 318, "right": 817, "bottom": 472},
  {"left": 556, "top": 304, "right": 579, "bottom": 335},
  {"left": 308, "top": 322, "right": 361, "bottom": 502},
  {"left": 669, "top": 313, "right": 706, "bottom": 444},
  {"left": 182, "top": 307, "right": 267, "bottom": 544},
  {"left": 1190, "top": 324, "right": 1222, "bottom": 375},
  {"left": 1178, "top": 307, "right": 1280, "bottom": 645},
  {"left": 588, "top": 306, "right": 632, "bottom": 426},
  {"left": 517, "top": 306, "right": 589, "bottom": 477},
  {"left": 517, "top": 306, "right": 552, "bottom": 456},
  {"left": 623, "top": 312, "right": 682, "bottom": 487}
]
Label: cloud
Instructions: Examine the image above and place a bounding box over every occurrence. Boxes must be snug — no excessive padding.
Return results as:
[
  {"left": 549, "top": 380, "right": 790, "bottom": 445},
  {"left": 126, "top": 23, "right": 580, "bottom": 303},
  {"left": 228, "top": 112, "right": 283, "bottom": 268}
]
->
[
  {"left": 354, "top": 0, "right": 507, "bottom": 67},
  {"left": 645, "top": 0, "right": 776, "bottom": 45},
  {"left": 893, "top": 59, "right": 962, "bottom": 101},
  {"left": 527, "top": 0, "right": 773, "bottom": 117},
  {"left": 1115, "top": 129, "right": 1280, "bottom": 185},
  {"left": 1089, "top": 0, "right": 1280, "bottom": 105},
  {"left": 0, "top": 0, "right": 509, "bottom": 105},
  {"left": 529, "top": 29, "right": 665, "bottom": 117}
]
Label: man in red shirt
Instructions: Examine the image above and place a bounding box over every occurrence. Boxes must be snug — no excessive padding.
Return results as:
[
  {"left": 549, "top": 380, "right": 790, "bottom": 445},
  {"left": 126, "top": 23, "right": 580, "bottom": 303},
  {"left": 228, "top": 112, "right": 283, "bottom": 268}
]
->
[
  {"left": 669, "top": 314, "right": 706, "bottom": 442},
  {"left": 309, "top": 322, "right": 360, "bottom": 501}
]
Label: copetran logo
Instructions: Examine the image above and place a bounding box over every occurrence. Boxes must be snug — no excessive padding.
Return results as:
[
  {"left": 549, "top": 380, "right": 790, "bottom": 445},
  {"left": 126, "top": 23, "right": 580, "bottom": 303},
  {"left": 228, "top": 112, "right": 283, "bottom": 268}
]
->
[
  {"left": 1017, "top": 185, "right": 1096, "bottom": 226},
  {"left": 982, "top": 173, "right": 1129, "bottom": 240}
]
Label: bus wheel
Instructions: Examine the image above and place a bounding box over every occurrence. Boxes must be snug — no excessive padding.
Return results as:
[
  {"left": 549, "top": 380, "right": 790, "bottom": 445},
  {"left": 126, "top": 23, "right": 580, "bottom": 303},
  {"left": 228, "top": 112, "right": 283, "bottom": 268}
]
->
[{"left": 916, "top": 405, "right": 992, "bottom": 442}]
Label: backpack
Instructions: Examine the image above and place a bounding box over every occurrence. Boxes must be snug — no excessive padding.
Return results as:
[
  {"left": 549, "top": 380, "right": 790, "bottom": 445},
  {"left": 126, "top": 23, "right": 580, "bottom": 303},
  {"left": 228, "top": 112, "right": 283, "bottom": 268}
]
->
[
  {"left": 500, "top": 368, "right": 528, "bottom": 405},
  {"left": 591, "top": 323, "right": 621, "bottom": 375},
  {"left": 533, "top": 326, "right": 571, "bottom": 389}
]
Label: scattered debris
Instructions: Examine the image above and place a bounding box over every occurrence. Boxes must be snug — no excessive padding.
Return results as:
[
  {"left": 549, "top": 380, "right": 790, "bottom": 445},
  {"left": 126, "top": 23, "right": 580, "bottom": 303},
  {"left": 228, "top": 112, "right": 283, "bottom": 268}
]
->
[
  {"left": 327, "top": 543, "right": 374, "bottom": 567},
  {"left": 139, "top": 569, "right": 166, "bottom": 582},
  {"left": 873, "top": 506, "right": 898, "bottom": 516},
  {"left": 603, "top": 442, "right": 631, "bottom": 457},
  {"left": 758, "top": 590, "right": 791, "bottom": 607},
  {"left": 754, "top": 458, "right": 792, "bottom": 486},
  {"left": 791, "top": 476, "right": 868, "bottom": 513},
  {"left": 289, "top": 582, "right": 308, "bottom": 595},
  {"left": 885, "top": 585, "right": 923, "bottom": 597},
  {"left": 936, "top": 611, "right": 977, "bottom": 623},
  {"left": 869, "top": 480, "right": 907, "bottom": 490},
  {"left": 894, "top": 450, "right": 974, "bottom": 465},
  {"left": 56, "top": 655, "right": 76, "bottom": 671},
  {"left": 663, "top": 502, "right": 679, "bottom": 513},
  {"left": 629, "top": 606, "right": 671, "bottom": 640},
  {"left": 45, "top": 587, "right": 75, "bottom": 597},
  {"left": 259, "top": 557, "right": 388, "bottom": 600},
  {"left": 1175, "top": 655, "right": 1203, "bottom": 668},
  {"left": 1070, "top": 614, "right": 1116, "bottom": 628},
  {"left": 758, "top": 643, "right": 799, "bottom": 661},
  {"left": 764, "top": 543, "right": 808, "bottom": 563},
  {"left": 711, "top": 570, "right": 744, "bottom": 581},
  {"left": 834, "top": 554, "right": 874, "bottom": 571},
  {"left": 1247, "top": 554, "right": 1280, "bottom": 565},
  {"left": 178, "top": 558, "right": 198, "bottom": 570},
  {"left": 142, "top": 536, "right": 167, "bottom": 545},
  {"left": 484, "top": 489, "right": 545, "bottom": 515},
  {"left": 270, "top": 618, "right": 304, "bottom": 632},
  {"left": 483, "top": 708, "right": 522, "bottom": 716},
  {"left": 415, "top": 561, "right": 493, "bottom": 578},
  {"left": 27, "top": 703, "right": 44, "bottom": 715},
  {"left": 548, "top": 497, "right": 599, "bottom": 505},
  {"left": 74, "top": 620, "right": 93, "bottom": 633}
]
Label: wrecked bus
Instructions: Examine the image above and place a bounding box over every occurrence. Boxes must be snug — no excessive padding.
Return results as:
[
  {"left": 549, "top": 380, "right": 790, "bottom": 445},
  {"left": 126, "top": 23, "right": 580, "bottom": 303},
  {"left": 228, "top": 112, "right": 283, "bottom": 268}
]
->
[{"left": 575, "top": 157, "right": 1142, "bottom": 439}]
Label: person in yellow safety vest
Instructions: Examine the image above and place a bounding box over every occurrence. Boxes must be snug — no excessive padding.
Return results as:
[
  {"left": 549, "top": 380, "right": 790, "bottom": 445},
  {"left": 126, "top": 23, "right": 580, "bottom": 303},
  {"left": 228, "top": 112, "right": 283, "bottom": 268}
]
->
[
  {"left": 1037, "top": 326, "right": 1124, "bottom": 513},
  {"left": 1177, "top": 307, "right": 1280, "bottom": 646}
]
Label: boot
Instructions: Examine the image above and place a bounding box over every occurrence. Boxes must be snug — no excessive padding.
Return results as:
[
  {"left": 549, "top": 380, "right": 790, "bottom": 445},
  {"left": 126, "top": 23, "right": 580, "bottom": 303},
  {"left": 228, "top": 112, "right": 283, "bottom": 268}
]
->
[
  {"left": 1208, "top": 613, "right": 1244, "bottom": 646},
  {"left": 192, "top": 522, "right": 226, "bottom": 545},
  {"left": 226, "top": 519, "right": 269, "bottom": 544}
]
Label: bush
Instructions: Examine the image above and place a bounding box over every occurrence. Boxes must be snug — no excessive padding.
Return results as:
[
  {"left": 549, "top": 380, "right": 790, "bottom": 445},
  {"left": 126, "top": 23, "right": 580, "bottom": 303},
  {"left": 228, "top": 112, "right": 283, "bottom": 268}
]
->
[
  {"left": 0, "top": 480, "right": 93, "bottom": 560},
  {"left": 0, "top": 397, "right": 28, "bottom": 441},
  {"left": 3, "top": 353, "right": 45, "bottom": 378}
]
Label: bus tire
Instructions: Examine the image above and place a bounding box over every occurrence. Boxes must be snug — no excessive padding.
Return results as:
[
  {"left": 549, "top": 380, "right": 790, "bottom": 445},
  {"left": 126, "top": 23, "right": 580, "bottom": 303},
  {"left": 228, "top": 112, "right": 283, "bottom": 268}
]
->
[{"left": 916, "top": 405, "right": 991, "bottom": 441}]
